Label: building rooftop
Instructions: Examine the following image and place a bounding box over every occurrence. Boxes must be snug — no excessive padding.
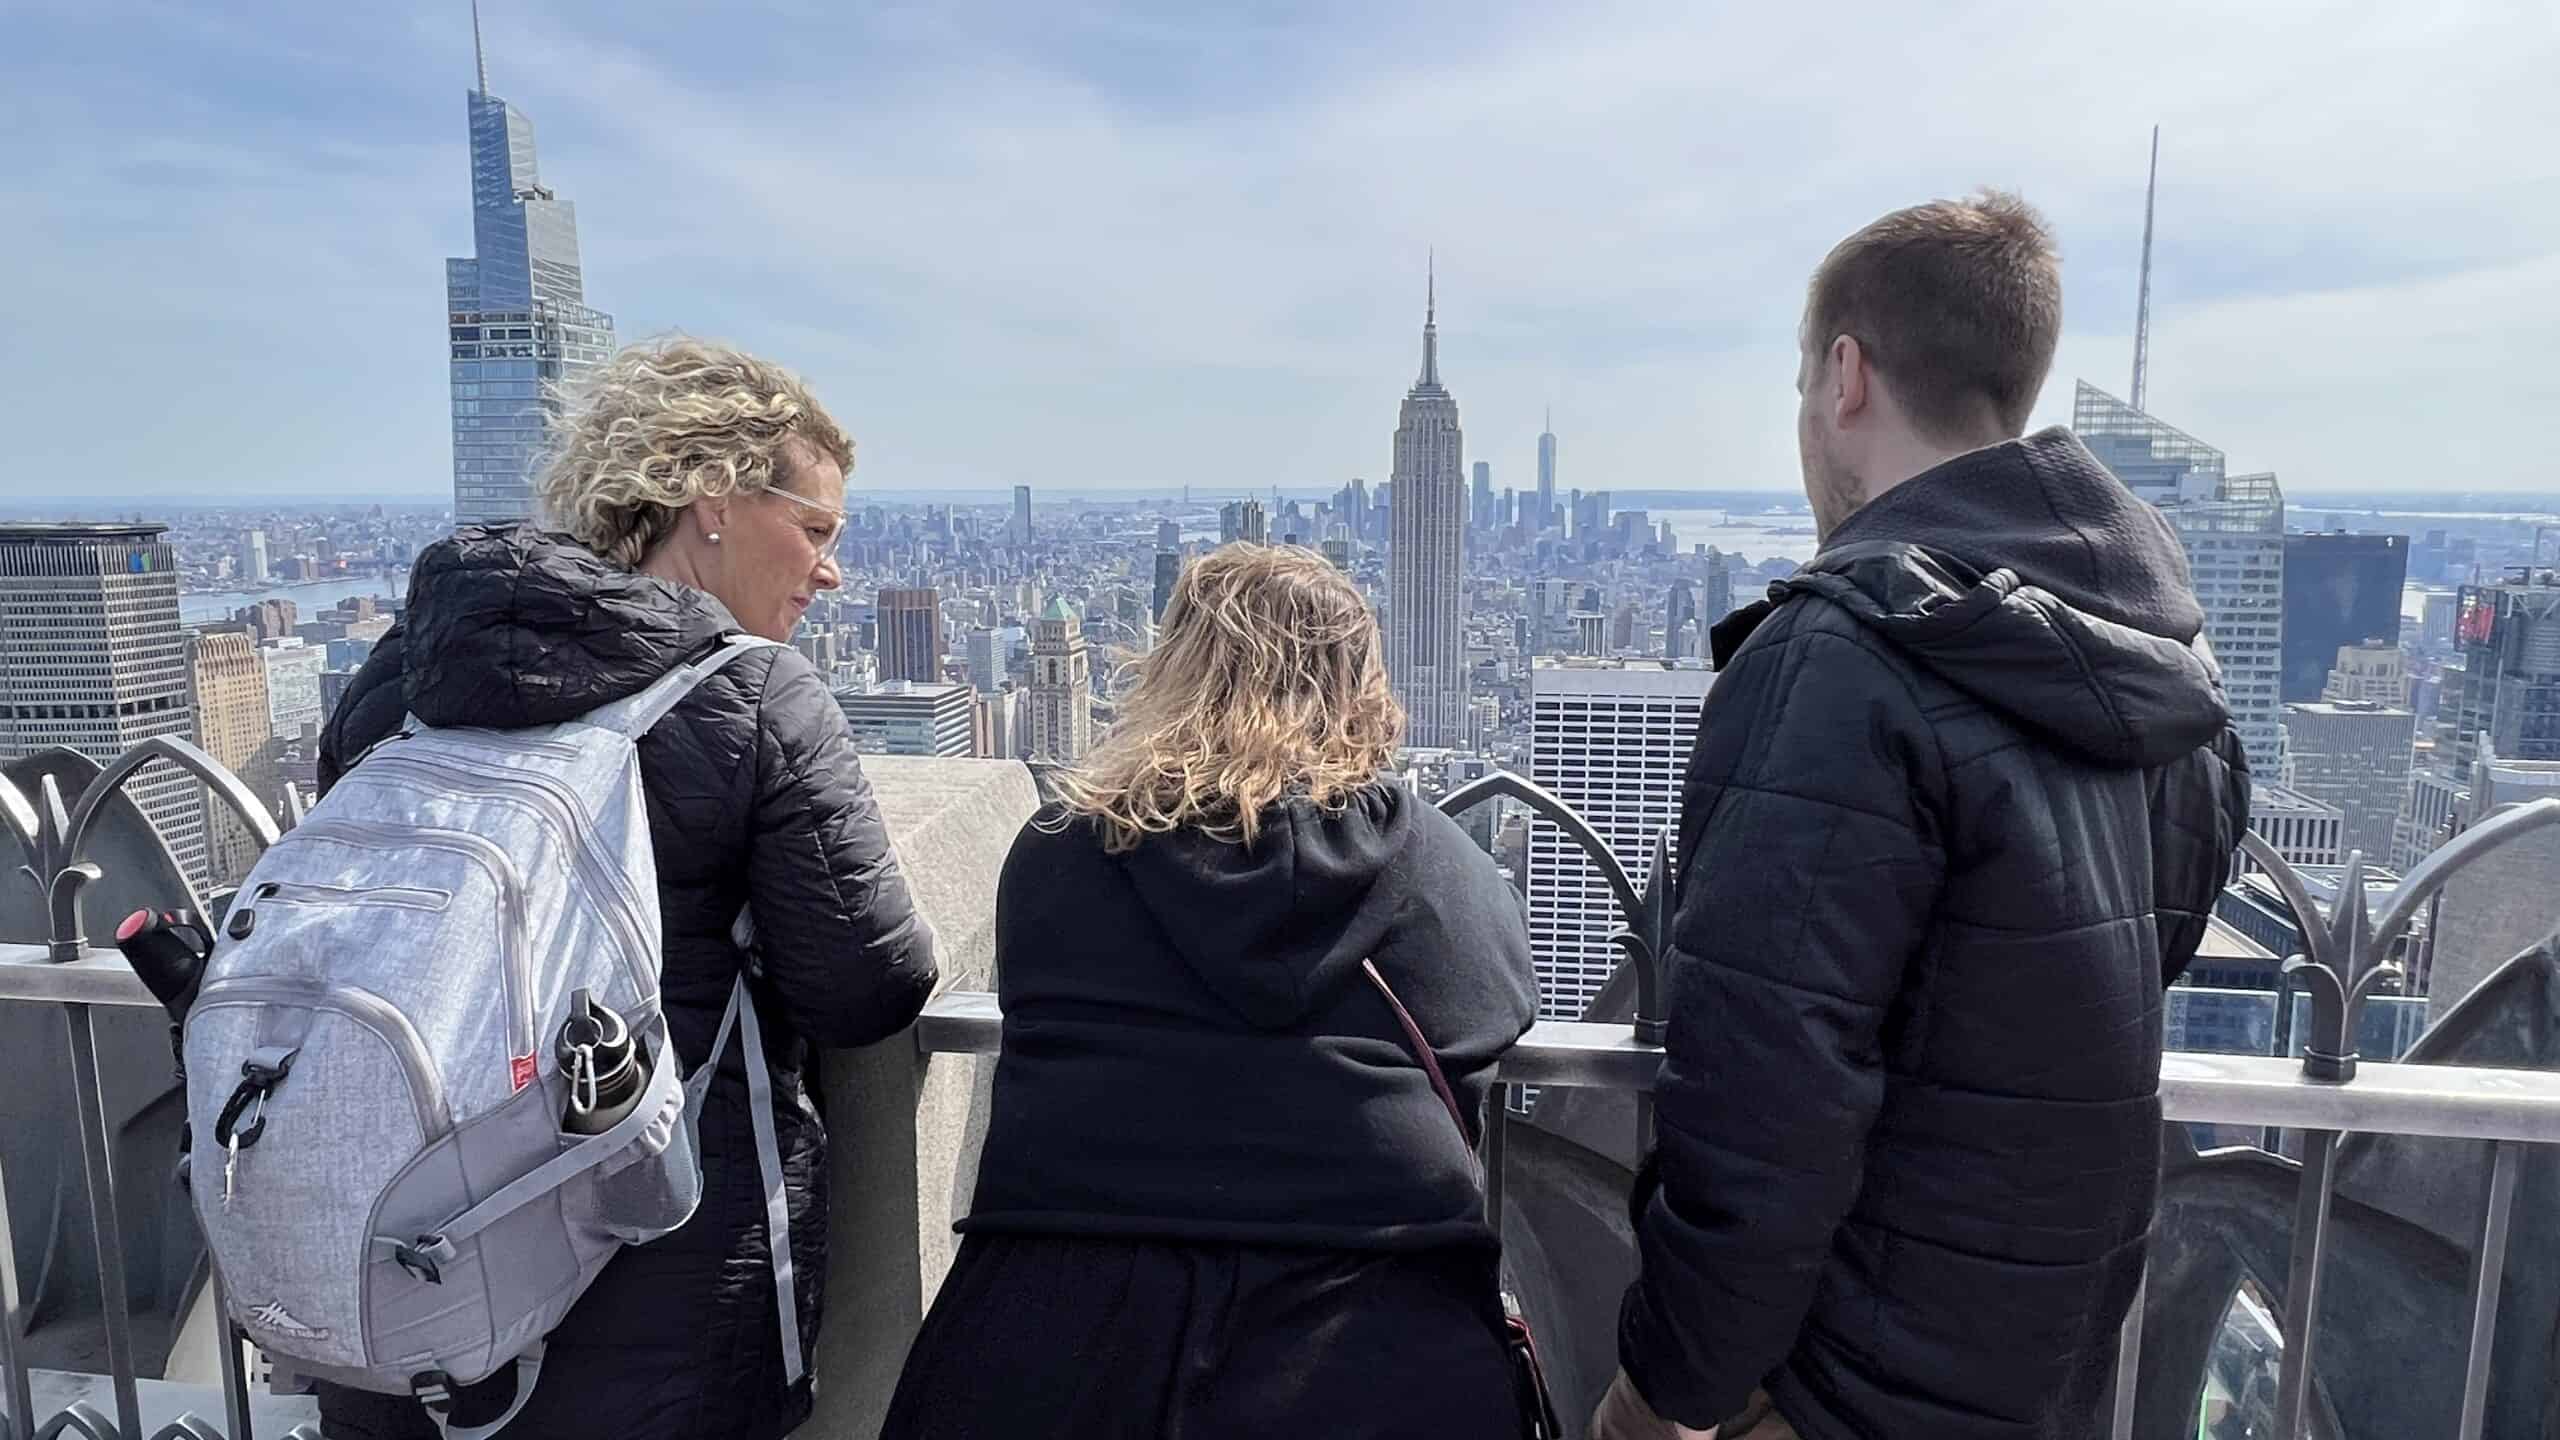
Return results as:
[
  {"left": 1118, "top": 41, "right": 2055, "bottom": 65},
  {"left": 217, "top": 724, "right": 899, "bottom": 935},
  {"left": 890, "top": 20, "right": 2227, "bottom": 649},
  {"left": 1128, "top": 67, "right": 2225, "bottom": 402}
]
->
[
  {"left": 0, "top": 522, "right": 169, "bottom": 542},
  {"left": 839, "top": 680, "right": 970, "bottom": 700},
  {"left": 2251, "top": 783, "right": 2345, "bottom": 818}
]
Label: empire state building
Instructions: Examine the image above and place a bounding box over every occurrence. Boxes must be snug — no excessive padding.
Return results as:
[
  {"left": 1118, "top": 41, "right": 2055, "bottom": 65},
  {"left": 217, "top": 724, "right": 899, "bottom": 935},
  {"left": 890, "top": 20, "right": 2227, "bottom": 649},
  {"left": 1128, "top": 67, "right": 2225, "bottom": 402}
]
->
[{"left": 1388, "top": 263, "right": 1469, "bottom": 748}]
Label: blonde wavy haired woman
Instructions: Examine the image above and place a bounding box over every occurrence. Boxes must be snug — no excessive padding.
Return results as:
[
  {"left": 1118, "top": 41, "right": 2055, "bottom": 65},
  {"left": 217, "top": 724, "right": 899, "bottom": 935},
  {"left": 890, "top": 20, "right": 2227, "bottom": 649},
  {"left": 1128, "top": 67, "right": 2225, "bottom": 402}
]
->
[
  {"left": 884, "top": 543, "right": 1539, "bottom": 1439},
  {"left": 317, "top": 339, "right": 934, "bottom": 1440}
]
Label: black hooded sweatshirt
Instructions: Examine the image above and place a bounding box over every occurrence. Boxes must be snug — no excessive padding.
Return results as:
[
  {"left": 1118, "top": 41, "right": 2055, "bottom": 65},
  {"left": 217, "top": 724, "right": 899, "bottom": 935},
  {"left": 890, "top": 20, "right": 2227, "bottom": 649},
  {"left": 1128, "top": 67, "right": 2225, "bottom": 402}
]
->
[
  {"left": 960, "top": 781, "right": 1538, "bottom": 1249},
  {"left": 1619, "top": 429, "right": 2251, "bottom": 1439}
]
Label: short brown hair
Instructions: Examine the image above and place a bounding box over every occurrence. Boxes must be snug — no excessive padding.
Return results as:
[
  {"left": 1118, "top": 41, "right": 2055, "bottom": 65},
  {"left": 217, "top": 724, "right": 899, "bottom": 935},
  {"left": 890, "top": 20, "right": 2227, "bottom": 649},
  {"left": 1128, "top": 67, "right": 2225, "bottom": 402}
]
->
[{"left": 1806, "top": 189, "right": 2061, "bottom": 440}]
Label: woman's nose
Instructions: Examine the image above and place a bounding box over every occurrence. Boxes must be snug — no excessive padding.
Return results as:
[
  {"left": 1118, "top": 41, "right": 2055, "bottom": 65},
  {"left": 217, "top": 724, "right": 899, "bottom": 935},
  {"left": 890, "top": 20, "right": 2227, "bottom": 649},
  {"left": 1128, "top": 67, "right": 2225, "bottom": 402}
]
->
[{"left": 814, "top": 551, "right": 842, "bottom": 591}]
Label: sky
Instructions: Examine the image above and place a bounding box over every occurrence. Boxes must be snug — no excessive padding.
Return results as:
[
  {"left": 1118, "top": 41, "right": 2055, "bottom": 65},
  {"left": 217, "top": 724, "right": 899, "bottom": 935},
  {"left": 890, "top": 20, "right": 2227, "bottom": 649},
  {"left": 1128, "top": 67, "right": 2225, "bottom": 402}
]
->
[{"left": 8, "top": 0, "right": 2558, "bottom": 501}]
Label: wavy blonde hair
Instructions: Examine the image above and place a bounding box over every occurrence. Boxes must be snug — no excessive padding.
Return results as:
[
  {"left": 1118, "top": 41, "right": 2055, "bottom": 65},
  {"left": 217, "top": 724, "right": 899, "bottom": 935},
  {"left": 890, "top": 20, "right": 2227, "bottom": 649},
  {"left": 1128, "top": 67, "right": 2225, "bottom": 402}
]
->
[
  {"left": 535, "top": 338, "right": 853, "bottom": 568},
  {"left": 1052, "top": 543, "right": 1403, "bottom": 853}
]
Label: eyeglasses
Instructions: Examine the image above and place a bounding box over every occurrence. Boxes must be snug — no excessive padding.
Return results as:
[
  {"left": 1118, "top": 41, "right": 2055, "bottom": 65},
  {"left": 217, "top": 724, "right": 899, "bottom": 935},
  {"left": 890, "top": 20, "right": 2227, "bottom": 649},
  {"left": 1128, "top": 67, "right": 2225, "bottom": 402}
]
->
[{"left": 766, "top": 484, "right": 848, "bottom": 546}]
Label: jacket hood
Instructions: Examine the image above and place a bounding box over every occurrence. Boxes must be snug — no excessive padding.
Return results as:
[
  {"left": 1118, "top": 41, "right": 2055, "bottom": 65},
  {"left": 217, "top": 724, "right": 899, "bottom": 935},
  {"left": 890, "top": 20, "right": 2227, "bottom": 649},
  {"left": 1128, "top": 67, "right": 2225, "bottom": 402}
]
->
[
  {"left": 1115, "top": 782, "right": 1413, "bottom": 1029},
  {"left": 1776, "top": 428, "right": 2229, "bottom": 769},
  {"left": 399, "top": 524, "right": 740, "bottom": 728}
]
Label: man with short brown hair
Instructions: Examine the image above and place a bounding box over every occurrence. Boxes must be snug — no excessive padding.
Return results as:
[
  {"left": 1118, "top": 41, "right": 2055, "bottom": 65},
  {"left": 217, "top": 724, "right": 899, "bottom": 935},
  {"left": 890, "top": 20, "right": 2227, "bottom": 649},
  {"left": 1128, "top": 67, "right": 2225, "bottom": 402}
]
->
[{"left": 1592, "top": 192, "right": 2248, "bottom": 1439}]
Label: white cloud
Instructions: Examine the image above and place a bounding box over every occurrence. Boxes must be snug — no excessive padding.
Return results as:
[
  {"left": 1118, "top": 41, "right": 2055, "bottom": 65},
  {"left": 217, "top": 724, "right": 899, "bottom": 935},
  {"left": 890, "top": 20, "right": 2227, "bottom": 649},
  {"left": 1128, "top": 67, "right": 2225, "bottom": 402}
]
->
[{"left": 6, "top": 0, "right": 2557, "bottom": 497}]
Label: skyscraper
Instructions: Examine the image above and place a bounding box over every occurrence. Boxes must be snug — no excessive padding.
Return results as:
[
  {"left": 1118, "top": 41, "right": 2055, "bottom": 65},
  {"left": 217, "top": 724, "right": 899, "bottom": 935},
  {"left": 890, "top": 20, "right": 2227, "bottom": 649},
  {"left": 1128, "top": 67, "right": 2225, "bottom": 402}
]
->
[
  {"left": 1151, "top": 550, "right": 1182, "bottom": 622},
  {"left": 2428, "top": 752, "right": 2560, "bottom": 1021},
  {"left": 2323, "top": 642, "right": 2409, "bottom": 707},
  {"left": 1535, "top": 410, "right": 1557, "bottom": 534},
  {"left": 187, "top": 628, "right": 275, "bottom": 888},
  {"left": 2282, "top": 700, "right": 2417, "bottom": 865},
  {"left": 447, "top": 4, "right": 615, "bottom": 525},
  {"left": 2282, "top": 533, "right": 2407, "bottom": 702},
  {"left": 976, "top": 687, "right": 1022, "bottom": 761},
  {"left": 965, "top": 626, "right": 1003, "bottom": 694},
  {"left": 834, "top": 680, "right": 974, "bottom": 757},
  {"left": 240, "top": 529, "right": 270, "bottom": 585},
  {"left": 261, "top": 638, "right": 327, "bottom": 743},
  {"left": 1527, "top": 658, "right": 1713, "bottom": 1019},
  {"left": 2446, "top": 570, "right": 2560, "bottom": 767},
  {"left": 1387, "top": 263, "right": 1468, "bottom": 749},
  {"left": 1704, "top": 549, "right": 1736, "bottom": 631},
  {"left": 2072, "top": 382, "right": 2286, "bottom": 775},
  {"left": 1028, "top": 597, "right": 1092, "bottom": 764},
  {"left": 875, "top": 587, "right": 944, "bottom": 685},
  {"left": 1010, "top": 485, "right": 1034, "bottom": 546},
  {"left": 1471, "top": 460, "right": 1494, "bottom": 534},
  {"left": 0, "top": 524, "right": 208, "bottom": 889},
  {"left": 2246, "top": 783, "right": 2344, "bottom": 871}
]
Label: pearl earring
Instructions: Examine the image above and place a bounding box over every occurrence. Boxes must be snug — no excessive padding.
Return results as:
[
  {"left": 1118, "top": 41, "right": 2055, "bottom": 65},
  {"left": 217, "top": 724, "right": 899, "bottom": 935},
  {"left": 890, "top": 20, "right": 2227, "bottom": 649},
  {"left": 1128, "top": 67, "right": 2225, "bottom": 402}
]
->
[{"left": 706, "top": 532, "right": 722, "bottom": 544}]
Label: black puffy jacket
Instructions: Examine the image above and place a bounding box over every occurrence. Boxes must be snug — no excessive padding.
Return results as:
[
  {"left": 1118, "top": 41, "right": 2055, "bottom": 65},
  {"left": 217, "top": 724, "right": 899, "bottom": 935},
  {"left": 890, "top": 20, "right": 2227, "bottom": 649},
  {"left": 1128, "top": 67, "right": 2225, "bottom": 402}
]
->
[
  {"left": 314, "top": 526, "right": 935, "bottom": 1440},
  {"left": 1618, "top": 430, "right": 2250, "bottom": 1439}
]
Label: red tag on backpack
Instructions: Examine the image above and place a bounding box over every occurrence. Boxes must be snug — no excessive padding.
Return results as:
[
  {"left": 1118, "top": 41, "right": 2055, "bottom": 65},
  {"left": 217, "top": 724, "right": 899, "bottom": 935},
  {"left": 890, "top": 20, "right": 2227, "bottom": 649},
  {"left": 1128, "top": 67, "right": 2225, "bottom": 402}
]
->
[{"left": 511, "top": 1054, "right": 536, "bottom": 1093}]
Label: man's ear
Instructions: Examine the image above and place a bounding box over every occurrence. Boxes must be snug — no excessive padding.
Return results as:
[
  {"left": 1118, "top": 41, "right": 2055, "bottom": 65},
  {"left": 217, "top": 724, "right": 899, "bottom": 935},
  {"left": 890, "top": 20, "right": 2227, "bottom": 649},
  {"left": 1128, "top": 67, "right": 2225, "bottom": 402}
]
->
[{"left": 1830, "top": 334, "right": 1869, "bottom": 427}]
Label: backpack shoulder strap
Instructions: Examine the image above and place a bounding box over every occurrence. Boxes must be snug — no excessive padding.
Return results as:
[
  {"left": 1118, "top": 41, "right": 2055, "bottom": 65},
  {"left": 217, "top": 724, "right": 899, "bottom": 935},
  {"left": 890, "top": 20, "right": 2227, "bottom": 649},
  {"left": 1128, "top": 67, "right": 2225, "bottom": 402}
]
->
[{"left": 587, "top": 634, "right": 783, "bottom": 738}]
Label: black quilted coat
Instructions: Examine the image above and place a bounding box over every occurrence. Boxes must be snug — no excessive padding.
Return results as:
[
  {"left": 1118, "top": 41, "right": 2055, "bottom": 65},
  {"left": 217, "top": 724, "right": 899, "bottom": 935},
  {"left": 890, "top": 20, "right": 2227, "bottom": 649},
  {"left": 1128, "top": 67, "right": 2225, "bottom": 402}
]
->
[
  {"left": 314, "top": 526, "right": 934, "bottom": 1440},
  {"left": 1618, "top": 430, "right": 2250, "bottom": 1439}
]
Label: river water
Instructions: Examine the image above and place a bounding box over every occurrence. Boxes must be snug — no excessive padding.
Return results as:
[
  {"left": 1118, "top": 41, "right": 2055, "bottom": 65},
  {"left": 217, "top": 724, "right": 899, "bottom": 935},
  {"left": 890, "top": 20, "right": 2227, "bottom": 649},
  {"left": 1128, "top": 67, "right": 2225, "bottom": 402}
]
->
[{"left": 180, "top": 573, "right": 409, "bottom": 624}]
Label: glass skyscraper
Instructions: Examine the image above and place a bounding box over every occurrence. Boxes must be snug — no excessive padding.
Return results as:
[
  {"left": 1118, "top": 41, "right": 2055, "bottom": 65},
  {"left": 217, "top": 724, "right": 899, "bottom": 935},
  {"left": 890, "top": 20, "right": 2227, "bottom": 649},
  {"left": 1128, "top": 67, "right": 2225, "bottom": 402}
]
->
[
  {"left": 2281, "top": 532, "right": 2407, "bottom": 703},
  {"left": 2073, "top": 382, "right": 2287, "bottom": 776},
  {"left": 447, "top": 14, "right": 614, "bottom": 526}
]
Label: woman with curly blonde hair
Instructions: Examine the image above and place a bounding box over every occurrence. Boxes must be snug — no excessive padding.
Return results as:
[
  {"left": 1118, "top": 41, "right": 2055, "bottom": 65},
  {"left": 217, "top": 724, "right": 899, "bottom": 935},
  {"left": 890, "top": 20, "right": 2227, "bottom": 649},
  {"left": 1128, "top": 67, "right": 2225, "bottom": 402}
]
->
[
  {"left": 885, "top": 543, "right": 1538, "bottom": 1438},
  {"left": 316, "top": 339, "right": 934, "bottom": 1440}
]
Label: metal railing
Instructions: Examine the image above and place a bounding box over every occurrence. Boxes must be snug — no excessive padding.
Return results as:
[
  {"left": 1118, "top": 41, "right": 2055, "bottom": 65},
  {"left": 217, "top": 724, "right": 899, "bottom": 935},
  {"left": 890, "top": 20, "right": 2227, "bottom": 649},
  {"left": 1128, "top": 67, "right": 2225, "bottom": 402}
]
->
[
  {"left": 922, "top": 778, "right": 2560, "bottom": 1440},
  {"left": 5, "top": 743, "right": 2557, "bottom": 1440},
  {"left": 3, "top": 739, "right": 304, "bottom": 1440}
]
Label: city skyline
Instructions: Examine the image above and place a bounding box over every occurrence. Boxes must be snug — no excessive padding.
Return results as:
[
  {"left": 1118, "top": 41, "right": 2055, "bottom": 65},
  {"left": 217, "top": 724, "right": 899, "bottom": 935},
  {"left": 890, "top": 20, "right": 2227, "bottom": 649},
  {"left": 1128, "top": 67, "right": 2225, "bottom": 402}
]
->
[{"left": 11, "top": 3, "right": 2559, "bottom": 502}]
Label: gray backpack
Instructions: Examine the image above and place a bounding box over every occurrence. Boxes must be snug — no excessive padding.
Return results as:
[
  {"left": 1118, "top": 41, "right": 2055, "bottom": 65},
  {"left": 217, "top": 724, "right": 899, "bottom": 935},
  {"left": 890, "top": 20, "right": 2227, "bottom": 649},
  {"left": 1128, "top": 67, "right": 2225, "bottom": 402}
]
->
[{"left": 183, "top": 635, "right": 801, "bottom": 1436}]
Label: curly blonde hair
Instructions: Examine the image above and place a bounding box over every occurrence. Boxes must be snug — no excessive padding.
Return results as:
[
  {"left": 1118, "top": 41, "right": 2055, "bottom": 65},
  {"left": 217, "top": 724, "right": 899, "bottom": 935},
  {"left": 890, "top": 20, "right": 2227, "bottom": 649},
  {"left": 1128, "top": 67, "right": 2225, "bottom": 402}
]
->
[
  {"left": 1050, "top": 543, "right": 1403, "bottom": 853},
  {"left": 535, "top": 338, "right": 853, "bottom": 568}
]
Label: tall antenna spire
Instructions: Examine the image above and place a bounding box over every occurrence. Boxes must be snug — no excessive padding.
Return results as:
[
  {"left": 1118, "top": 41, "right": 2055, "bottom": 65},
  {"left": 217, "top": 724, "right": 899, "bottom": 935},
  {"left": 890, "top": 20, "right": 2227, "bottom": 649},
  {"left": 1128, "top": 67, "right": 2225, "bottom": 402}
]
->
[
  {"left": 472, "top": 0, "right": 491, "bottom": 95},
  {"left": 1544, "top": 405, "right": 1552, "bottom": 434},
  {"left": 1417, "top": 250, "right": 1441, "bottom": 387},
  {"left": 2131, "top": 124, "right": 2159, "bottom": 412}
]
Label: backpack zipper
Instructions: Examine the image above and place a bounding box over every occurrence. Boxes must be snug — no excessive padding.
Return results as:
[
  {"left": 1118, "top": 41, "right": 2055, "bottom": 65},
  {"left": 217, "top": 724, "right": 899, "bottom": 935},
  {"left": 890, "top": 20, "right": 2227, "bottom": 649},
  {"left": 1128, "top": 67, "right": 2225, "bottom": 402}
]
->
[
  {"left": 281, "top": 818, "right": 534, "bottom": 1068},
  {"left": 193, "top": 978, "right": 452, "bottom": 1139},
  {"left": 256, "top": 880, "right": 450, "bottom": 913},
  {"left": 358, "top": 751, "right": 659, "bottom": 1005}
]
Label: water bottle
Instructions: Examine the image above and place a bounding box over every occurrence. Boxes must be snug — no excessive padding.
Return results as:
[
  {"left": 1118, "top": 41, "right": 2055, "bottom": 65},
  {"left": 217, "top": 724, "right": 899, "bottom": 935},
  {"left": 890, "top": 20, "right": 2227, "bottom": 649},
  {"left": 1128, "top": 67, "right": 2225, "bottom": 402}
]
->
[{"left": 557, "top": 990, "right": 645, "bottom": 1136}]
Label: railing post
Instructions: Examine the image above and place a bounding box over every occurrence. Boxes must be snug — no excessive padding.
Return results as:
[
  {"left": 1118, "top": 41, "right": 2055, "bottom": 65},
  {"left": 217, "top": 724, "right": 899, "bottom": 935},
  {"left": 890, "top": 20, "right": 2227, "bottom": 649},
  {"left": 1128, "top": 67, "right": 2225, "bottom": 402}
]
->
[
  {"left": 2454, "top": 1140, "right": 2522, "bottom": 1440},
  {"left": 1, "top": 1137, "right": 35, "bottom": 1440},
  {"left": 63, "top": 1002, "right": 142, "bottom": 1440},
  {"left": 1481, "top": 1088, "right": 1508, "bottom": 1228},
  {"left": 2272, "top": 1128, "right": 2339, "bottom": 1439}
]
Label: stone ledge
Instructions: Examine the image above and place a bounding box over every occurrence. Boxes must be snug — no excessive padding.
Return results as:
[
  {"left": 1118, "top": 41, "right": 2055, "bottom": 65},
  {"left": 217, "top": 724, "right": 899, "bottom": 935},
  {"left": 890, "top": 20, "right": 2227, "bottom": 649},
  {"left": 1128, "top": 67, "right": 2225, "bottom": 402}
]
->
[{"left": 809, "top": 756, "right": 1038, "bottom": 1440}]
